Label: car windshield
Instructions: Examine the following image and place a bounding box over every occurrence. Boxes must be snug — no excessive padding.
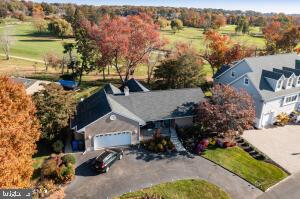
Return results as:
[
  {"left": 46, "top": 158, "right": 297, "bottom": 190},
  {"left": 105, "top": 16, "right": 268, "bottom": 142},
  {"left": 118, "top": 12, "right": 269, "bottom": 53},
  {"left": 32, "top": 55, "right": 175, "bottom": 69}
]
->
[
  {"left": 96, "top": 151, "right": 112, "bottom": 162},
  {"left": 97, "top": 151, "right": 115, "bottom": 162}
]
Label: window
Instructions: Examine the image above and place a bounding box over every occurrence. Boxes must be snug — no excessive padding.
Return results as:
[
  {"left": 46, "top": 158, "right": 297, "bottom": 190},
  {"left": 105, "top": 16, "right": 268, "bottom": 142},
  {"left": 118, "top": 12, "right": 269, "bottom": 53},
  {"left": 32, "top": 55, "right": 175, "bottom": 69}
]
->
[
  {"left": 231, "top": 71, "right": 236, "bottom": 78},
  {"left": 284, "top": 95, "right": 298, "bottom": 105},
  {"left": 297, "top": 77, "right": 300, "bottom": 85},
  {"left": 277, "top": 79, "right": 283, "bottom": 89},
  {"left": 287, "top": 78, "right": 293, "bottom": 87},
  {"left": 244, "top": 77, "right": 249, "bottom": 85}
]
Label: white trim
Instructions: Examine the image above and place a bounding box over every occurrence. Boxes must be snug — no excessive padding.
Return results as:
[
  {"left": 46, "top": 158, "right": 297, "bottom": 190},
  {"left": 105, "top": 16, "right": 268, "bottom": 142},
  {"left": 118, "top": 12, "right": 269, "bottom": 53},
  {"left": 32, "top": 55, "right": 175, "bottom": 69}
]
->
[
  {"left": 244, "top": 77, "right": 249, "bottom": 85},
  {"left": 213, "top": 59, "right": 245, "bottom": 79},
  {"left": 283, "top": 94, "right": 298, "bottom": 106}
]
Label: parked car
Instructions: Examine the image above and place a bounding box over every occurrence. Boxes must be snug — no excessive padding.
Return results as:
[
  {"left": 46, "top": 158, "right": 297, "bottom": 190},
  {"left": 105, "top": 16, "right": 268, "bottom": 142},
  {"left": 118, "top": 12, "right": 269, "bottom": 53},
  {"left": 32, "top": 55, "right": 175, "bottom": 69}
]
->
[{"left": 92, "top": 148, "right": 123, "bottom": 173}]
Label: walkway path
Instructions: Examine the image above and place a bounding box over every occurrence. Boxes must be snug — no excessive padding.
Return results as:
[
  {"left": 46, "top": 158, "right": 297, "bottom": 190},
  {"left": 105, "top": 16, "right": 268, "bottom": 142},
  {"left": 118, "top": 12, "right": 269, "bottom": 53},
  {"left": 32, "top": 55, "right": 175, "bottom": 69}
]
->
[
  {"left": 0, "top": 54, "right": 44, "bottom": 63},
  {"left": 65, "top": 148, "right": 262, "bottom": 199},
  {"left": 170, "top": 128, "right": 186, "bottom": 152}
]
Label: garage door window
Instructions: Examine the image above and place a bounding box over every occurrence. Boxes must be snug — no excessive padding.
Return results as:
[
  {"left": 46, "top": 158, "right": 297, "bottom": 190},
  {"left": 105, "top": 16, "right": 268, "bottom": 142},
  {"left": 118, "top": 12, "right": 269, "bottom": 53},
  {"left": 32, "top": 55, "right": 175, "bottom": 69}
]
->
[{"left": 94, "top": 131, "right": 132, "bottom": 149}]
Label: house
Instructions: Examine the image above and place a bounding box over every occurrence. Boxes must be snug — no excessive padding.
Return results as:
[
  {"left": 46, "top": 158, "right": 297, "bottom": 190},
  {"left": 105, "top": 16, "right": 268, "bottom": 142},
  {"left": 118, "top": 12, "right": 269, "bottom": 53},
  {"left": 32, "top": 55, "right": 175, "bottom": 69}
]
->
[
  {"left": 72, "top": 78, "right": 205, "bottom": 151},
  {"left": 10, "top": 77, "right": 51, "bottom": 95},
  {"left": 214, "top": 53, "right": 300, "bottom": 128}
]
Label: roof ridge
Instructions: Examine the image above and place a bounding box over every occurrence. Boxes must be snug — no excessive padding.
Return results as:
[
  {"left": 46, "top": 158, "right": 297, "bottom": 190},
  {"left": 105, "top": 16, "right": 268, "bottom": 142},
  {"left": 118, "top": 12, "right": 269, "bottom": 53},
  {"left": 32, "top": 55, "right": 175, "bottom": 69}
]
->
[{"left": 244, "top": 53, "right": 298, "bottom": 60}]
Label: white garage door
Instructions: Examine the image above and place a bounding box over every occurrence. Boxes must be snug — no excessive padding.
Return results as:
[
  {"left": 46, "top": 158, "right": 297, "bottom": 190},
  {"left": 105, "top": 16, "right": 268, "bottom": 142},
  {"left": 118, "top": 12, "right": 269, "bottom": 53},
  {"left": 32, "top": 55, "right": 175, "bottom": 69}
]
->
[
  {"left": 262, "top": 112, "right": 274, "bottom": 127},
  {"left": 94, "top": 131, "right": 131, "bottom": 149}
]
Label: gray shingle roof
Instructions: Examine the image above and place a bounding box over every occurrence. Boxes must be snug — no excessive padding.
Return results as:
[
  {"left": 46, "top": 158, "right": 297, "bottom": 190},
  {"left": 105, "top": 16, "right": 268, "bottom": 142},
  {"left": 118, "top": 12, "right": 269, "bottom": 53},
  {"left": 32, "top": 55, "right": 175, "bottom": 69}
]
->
[
  {"left": 74, "top": 80, "right": 205, "bottom": 130},
  {"left": 104, "top": 83, "right": 122, "bottom": 94},
  {"left": 110, "top": 88, "right": 205, "bottom": 122},
  {"left": 243, "top": 53, "right": 300, "bottom": 100},
  {"left": 10, "top": 77, "right": 37, "bottom": 89},
  {"left": 262, "top": 70, "right": 283, "bottom": 80},
  {"left": 76, "top": 90, "right": 112, "bottom": 130},
  {"left": 213, "top": 65, "right": 230, "bottom": 78}
]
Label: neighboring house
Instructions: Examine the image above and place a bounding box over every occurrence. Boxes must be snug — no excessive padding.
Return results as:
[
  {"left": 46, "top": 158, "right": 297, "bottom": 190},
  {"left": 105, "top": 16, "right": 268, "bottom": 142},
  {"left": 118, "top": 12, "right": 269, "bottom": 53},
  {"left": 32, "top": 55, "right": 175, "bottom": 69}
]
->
[
  {"left": 10, "top": 77, "right": 51, "bottom": 95},
  {"left": 72, "top": 78, "right": 205, "bottom": 151},
  {"left": 214, "top": 53, "right": 300, "bottom": 128}
]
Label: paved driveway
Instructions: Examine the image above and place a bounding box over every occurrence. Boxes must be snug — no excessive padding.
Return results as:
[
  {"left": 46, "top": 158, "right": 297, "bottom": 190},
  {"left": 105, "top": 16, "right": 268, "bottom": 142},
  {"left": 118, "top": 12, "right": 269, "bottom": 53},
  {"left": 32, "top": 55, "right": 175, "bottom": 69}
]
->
[
  {"left": 243, "top": 125, "right": 300, "bottom": 174},
  {"left": 258, "top": 172, "right": 300, "bottom": 199},
  {"left": 65, "top": 148, "right": 262, "bottom": 199}
]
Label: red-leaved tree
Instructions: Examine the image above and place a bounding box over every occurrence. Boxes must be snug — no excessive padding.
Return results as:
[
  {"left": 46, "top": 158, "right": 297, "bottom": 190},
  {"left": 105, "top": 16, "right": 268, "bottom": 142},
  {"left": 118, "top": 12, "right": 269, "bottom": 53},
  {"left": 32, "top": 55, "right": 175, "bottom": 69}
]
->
[
  {"left": 197, "top": 84, "right": 255, "bottom": 135},
  {"left": 202, "top": 30, "right": 254, "bottom": 75},
  {"left": 89, "top": 13, "right": 166, "bottom": 85}
]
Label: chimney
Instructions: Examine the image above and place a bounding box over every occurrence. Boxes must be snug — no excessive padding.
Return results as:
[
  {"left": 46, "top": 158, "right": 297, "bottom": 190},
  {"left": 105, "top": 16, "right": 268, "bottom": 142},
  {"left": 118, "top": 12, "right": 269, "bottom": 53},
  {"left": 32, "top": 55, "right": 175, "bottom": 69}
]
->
[{"left": 124, "top": 86, "right": 129, "bottom": 96}]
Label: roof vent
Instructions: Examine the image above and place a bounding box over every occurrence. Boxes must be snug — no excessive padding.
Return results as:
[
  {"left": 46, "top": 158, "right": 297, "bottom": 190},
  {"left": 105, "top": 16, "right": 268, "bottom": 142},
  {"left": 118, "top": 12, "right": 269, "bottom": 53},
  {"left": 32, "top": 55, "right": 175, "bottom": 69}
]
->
[{"left": 124, "top": 86, "right": 129, "bottom": 96}]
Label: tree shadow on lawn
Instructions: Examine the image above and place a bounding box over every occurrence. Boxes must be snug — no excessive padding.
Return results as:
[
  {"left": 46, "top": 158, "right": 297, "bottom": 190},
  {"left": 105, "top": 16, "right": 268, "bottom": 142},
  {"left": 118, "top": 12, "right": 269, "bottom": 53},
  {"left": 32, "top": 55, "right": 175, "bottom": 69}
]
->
[
  {"left": 126, "top": 146, "right": 194, "bottom": 162},
  {"left": 19, "top": 39, "right": 57, "bottom": 42}
]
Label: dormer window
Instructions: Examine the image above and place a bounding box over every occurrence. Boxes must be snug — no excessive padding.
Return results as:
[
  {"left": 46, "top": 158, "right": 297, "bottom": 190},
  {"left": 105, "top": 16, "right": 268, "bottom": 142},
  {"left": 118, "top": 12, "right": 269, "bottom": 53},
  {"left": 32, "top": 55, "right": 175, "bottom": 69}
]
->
[
  {"left": 244, "top": 77, "right": 249, "bottom": 85},
  {"left": 277, "top": 79, "right": 283, "bottom": 89},
  {"left": 231, "top": 71, "right": 236, "bottom": 78},
  {"left": 287, "top": 78, "right": 293, "bottom": 87}
]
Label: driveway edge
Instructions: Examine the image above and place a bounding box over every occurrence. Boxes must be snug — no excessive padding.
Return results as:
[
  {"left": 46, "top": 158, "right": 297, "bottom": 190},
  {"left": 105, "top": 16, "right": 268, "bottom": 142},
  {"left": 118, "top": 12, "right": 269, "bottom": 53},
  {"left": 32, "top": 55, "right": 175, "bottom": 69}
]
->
[{"left": 200, "top": 155, "right": 266, "bottom": 191}]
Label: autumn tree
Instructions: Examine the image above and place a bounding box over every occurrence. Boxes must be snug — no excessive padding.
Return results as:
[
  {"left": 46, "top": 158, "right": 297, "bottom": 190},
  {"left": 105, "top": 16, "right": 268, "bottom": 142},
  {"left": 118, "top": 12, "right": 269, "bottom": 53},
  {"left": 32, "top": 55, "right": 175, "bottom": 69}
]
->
[
  {"left": 33, "top": 18, "right": 48, "bottom": 33},
  {"left": 89, "top": 13, "right": 165, "bottom": 85},
  {"left": 262, "top": 21, "right": 300, "bottom": 54},
  {"left": 32, "top": 4, "right": 45, "bottom": 18},
  {"left": 171, "top": 19, "right": 183, "bottom": 33},
  {"left": 0, "top": 77, "right": 40, "bottom": 188},
  {"left": 48, "top": 18, "right": 73, "bottom": 40},
  {"left": 33, "top": 83, "right": 75, "bottom": 142},
  {"left": 156, "top": 17, "right": 169, "bottom": 29},
  {"left": 154, "top": 43, "right": 203, "bottom": 89},
  {"left": 197, "top": 84, "right": 255, "bottom": 135},
  {"left": 202, "top": 29, "right": 254, "bottom": 75}
]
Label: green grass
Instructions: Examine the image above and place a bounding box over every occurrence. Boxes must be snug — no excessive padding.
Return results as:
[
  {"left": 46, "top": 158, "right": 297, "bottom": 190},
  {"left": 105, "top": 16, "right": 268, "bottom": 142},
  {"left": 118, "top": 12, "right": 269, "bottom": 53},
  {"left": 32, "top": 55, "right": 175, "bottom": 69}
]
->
[
  {"left": 202, "top": 147, "right": 288, "bottom": 191},
  {"left": 0, "top": 22, "right": 72, "bottom": 60},
  {"left": 160, "top": 25, "right": 265, "bottom": 51},
  {"left": 120, "top": 179, "right": 230, "bottom": 199}
]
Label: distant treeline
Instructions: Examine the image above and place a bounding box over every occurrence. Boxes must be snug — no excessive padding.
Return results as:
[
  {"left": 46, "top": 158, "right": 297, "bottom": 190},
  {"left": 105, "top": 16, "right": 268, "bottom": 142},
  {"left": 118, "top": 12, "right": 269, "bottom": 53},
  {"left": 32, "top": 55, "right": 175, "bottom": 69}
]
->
[{"left": 1, "top": 0, "right": 300, "bottom": 28}]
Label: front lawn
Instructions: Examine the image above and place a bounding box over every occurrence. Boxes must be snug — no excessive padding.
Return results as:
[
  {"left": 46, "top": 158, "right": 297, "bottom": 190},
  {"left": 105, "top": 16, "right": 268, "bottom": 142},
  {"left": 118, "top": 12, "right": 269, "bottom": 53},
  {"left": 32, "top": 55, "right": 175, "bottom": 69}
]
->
[
  {"left": 120, "top": 179, "right": 230, "bottom": 199},
  {"left": 202, "top": 146, "right": 288, "bottom": 191}
]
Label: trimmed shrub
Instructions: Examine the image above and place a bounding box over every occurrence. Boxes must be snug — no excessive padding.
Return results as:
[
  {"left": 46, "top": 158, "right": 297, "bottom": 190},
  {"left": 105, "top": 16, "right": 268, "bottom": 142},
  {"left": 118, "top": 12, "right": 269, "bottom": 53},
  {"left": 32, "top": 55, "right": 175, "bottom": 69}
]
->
[
  {"left": 41, "top": 158, "right": 58, "bottom": 179},
  {"left": 59, "top": 164, "right": 75, "bottom": 182},
  {"left": 61, "top": 154, "right": 76, "bottom": 165},
  {"left": 52, "top": 140, "right": 64, "bottom": 153}
]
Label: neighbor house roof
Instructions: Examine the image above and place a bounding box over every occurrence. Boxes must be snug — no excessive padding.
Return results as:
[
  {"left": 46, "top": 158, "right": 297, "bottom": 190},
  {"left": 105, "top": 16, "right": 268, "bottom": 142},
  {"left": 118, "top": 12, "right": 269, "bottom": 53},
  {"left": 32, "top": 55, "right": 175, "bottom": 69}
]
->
[
  {"left": 243, "top": 54, "right": 300, "bottom": 100},
  {"left": 119, "top": 78, "right": 150, "bottom": 92},
  {"left": 10, "top": 77, "right": 51, "bottom": 95},
  {"left": 10, "top": 77, "right": 37, "bottom": 89},
  {"left": 74, "top": 79, "right": 205, "bottom": 130}
]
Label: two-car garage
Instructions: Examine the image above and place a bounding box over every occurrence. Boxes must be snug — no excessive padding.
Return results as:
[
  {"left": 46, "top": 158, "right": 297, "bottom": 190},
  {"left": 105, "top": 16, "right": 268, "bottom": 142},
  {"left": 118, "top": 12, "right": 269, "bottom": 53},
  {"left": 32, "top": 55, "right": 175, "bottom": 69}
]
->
[{"left": 93, "top": 131, "right": 132, "bottom": 149}]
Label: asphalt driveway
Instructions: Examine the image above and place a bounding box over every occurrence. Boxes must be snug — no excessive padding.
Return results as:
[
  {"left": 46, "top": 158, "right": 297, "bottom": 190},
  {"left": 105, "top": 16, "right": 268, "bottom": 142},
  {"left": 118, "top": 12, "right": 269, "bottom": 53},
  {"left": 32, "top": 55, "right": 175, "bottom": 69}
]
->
[
  {"left": 65, "top": 148, "right": 262, "bottom": 199},
  {"left": 243, "top": 125, "right": 300, "bottom": 174}
]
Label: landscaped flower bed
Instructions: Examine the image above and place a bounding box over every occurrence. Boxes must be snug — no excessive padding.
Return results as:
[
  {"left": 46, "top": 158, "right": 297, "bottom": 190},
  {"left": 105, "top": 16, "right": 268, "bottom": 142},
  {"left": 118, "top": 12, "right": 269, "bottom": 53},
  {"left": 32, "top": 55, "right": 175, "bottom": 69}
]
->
[
  {"left": 177, "top": 126, "right": 236, "bottom": 155},
  {"left": 140, "top": 129, "right": 175, "bottom": 153}
]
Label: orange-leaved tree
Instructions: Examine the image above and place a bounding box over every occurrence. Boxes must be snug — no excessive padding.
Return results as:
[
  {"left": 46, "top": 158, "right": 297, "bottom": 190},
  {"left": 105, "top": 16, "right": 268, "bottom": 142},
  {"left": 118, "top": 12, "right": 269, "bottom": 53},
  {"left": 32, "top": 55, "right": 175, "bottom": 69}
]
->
[
  {"left": 0, "top": 76, "right": 40, "bottom": 188},
  {"left": 202, "top": 29, "right": 254, "bottom": 75}
]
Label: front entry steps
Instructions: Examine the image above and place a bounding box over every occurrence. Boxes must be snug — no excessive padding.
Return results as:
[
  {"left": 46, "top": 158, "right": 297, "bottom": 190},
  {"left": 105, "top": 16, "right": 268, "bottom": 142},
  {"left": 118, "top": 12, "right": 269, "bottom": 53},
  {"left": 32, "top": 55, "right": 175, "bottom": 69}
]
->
[{"left": 170, "top": 128, "right": 186, "bottom": 152}]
